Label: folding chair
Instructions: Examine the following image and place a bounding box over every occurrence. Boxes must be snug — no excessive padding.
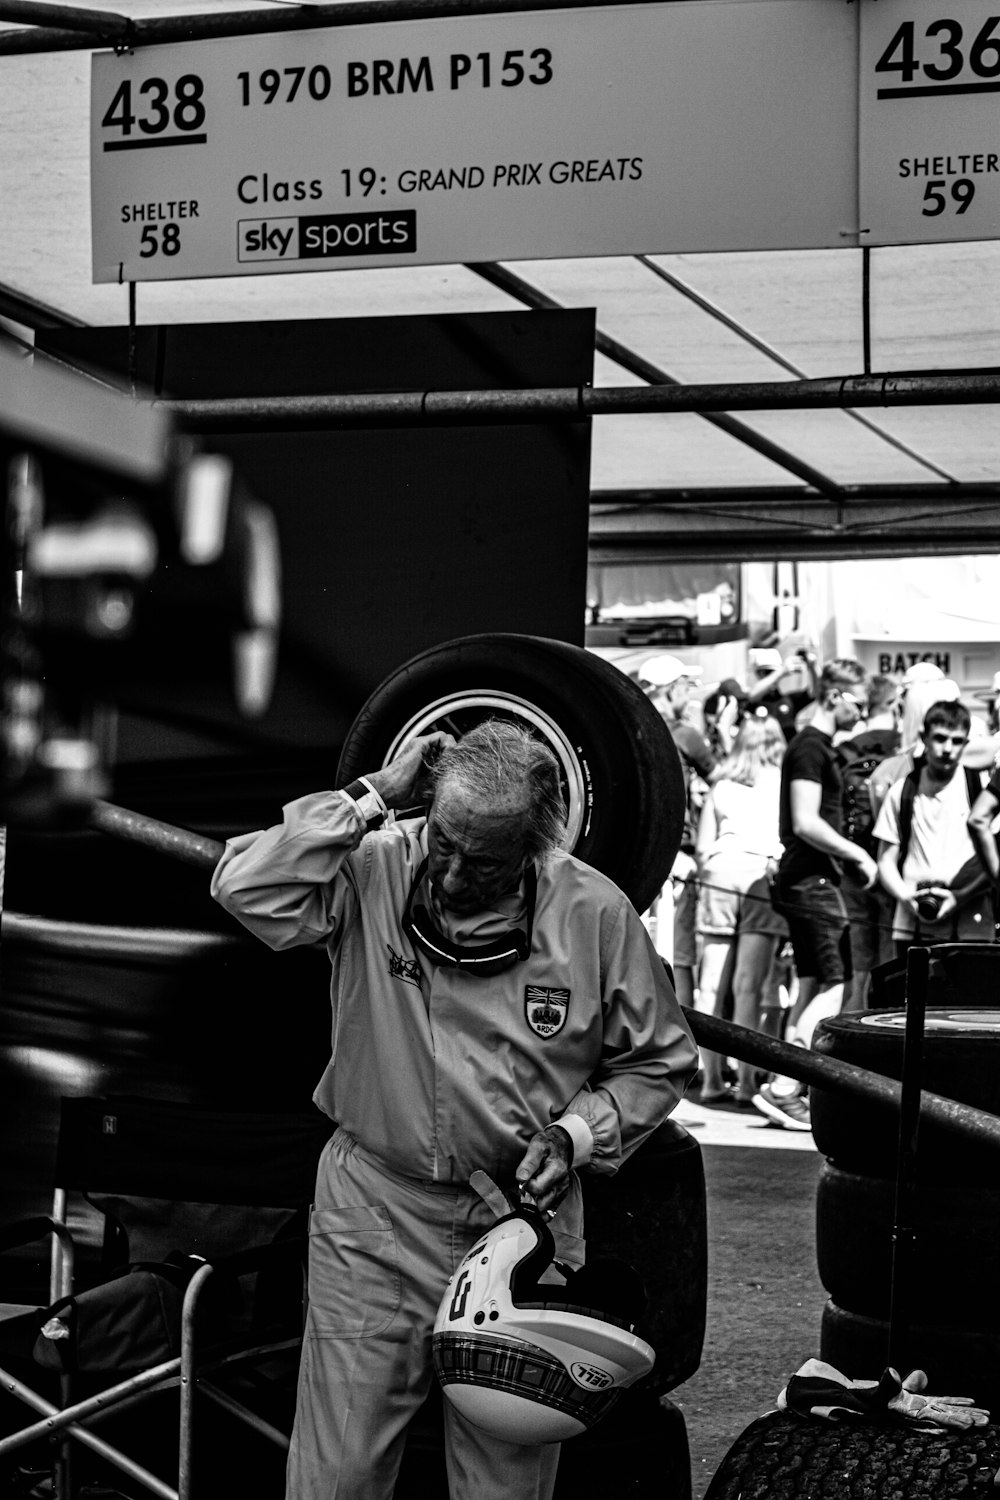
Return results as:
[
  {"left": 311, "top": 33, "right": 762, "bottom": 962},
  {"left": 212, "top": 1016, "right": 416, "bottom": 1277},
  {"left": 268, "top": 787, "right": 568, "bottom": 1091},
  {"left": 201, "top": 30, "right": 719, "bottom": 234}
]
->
[{"left": 0, "top": 1096, "right": 332, "bottom": 1500}]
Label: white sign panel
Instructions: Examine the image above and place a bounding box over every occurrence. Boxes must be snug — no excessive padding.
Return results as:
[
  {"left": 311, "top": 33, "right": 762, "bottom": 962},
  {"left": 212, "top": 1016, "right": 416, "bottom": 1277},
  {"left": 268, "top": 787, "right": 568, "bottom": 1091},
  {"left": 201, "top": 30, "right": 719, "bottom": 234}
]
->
[
  {"left": 90, "top": 0, "right": 857, "bottom": 281},
  {"left": 860, "top": 0, "right": 1000, "bottom": 244}
]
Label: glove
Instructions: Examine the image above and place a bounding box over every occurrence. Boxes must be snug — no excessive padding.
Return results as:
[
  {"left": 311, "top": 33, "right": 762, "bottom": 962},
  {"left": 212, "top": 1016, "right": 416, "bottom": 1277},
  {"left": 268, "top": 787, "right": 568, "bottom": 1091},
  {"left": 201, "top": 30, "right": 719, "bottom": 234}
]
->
[
  {"left": 779, "top": 1359, "right": 990, "bottom": 1428},
  {"left": 887, "top": 1368, "right": 990, "bottom": 1430}
]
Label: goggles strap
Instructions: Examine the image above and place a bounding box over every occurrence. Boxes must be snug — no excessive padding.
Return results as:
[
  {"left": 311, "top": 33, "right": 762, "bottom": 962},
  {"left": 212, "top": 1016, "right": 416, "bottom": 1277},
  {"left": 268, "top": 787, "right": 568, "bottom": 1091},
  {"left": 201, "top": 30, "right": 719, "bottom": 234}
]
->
[{"left": 404, "top": 858, "right": 536, "bottom": 972}]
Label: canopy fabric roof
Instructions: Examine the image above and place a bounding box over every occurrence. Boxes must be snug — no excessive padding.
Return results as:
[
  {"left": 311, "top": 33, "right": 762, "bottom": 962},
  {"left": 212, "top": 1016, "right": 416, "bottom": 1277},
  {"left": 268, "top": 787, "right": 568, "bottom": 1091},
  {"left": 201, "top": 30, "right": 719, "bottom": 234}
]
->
[{"left": 2, "top": 0, "right": 1000, "bottom": 559}]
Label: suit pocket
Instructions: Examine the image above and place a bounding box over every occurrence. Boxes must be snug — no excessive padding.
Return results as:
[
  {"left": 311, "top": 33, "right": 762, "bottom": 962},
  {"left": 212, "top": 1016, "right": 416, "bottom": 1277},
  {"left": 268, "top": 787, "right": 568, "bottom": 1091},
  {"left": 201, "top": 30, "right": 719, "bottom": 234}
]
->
[{"left": 306, "top": 1205, "right": 400, "bottom": 1338}]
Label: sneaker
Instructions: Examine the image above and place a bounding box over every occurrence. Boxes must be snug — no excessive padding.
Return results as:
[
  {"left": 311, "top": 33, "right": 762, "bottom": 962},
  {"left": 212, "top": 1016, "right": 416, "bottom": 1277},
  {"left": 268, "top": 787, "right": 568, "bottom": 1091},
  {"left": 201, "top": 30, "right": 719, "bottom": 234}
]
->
[{"left": 752, "top": 1085, "right": 812, "bottom": 1132}]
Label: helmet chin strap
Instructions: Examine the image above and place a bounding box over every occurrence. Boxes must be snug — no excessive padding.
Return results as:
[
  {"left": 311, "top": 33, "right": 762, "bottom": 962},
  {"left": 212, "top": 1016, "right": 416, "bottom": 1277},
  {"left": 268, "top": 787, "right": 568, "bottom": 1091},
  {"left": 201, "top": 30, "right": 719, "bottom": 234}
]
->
[{"left": 468, "top": 1169, "right": 518, "bottom": 1220}]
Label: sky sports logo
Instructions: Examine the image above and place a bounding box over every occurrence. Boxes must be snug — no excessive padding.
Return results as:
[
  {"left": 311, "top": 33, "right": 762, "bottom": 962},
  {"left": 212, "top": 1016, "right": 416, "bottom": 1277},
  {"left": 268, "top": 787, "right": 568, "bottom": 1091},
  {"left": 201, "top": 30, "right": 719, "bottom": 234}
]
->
[{"left": 238, "top": 210, "right": 416, "bottom": 261}]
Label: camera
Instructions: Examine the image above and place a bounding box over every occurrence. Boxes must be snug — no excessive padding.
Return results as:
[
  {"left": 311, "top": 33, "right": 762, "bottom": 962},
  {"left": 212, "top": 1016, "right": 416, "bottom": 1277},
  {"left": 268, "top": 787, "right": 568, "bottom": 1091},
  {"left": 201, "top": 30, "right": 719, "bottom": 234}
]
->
[{"left": 914, "top": 881, "right": 946, "bottom": 922}]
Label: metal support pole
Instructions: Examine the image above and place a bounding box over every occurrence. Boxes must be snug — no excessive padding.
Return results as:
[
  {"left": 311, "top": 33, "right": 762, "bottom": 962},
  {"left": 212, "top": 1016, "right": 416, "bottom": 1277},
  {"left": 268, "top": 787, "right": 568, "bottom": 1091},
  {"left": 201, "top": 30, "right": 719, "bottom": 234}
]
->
[
  {"left": 0, "top": 0, "right": 686, "bottom": 55},
  {"left": 179, "top": 1262, "right": 214, "bottom": 1500},
  {"left": 82, "top": 798, "right": 1000, "bottom": 1157},
  {"left": 686, "top": 1007, "right": 1000, "bottom": 1158},
  {"left": 88, "top": 801, "right": 224, "bottom": 869},
  {"left": 157, "top": 368, "right": 1000, "bottom": 433},
  {"left": 862, "top": 246, "right": 873, "bottom": 376},
  {"left": 0, "top": 1, "right": 129, "bottom": 35},
  {"left": 887, "top": 944, "right": 929, "bottom": 1374}
]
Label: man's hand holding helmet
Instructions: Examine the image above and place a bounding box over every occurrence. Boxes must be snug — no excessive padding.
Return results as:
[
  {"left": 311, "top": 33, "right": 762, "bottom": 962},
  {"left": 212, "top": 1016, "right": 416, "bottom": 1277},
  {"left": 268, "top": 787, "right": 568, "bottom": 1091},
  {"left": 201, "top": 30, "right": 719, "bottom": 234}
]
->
[{"left": 515, "top": 1124, "right": 573, "bottom": 1215}]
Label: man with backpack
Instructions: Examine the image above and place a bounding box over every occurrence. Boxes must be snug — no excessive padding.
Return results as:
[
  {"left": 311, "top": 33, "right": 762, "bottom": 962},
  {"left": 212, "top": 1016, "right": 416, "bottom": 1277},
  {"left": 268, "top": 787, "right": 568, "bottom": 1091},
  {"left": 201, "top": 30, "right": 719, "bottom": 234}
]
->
[
  {"left": 838, "top": 674, "right": 901, "bottom": 1007},
  {"left": 872, "top": 699, "right": 994, "bottom": 955}
]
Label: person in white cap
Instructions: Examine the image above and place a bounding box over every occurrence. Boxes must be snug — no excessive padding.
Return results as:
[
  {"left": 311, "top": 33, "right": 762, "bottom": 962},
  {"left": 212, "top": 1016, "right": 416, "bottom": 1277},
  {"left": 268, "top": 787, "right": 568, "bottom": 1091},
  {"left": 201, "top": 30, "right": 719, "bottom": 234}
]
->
[
  {"left": 901, "top": 661, "right": 945, "bottom": 687},
  {"left": 637, "top": 655, "right": 714, "bottom": 1007},
  {"left": 746, "top": 644, "right": 819, "bottom": 743}
]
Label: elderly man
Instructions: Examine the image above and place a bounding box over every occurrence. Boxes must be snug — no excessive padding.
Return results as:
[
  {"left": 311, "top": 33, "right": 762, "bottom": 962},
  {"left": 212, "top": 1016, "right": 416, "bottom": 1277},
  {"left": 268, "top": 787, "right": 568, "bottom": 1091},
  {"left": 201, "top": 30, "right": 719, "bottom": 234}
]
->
[{"left": 211, "top": 720, "right": 697, "bottom": 1500}]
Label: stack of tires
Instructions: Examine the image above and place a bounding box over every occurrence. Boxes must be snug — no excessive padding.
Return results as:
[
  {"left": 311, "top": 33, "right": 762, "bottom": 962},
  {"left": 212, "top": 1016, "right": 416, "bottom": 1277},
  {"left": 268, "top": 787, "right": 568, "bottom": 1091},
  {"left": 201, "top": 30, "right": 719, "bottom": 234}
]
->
[{"left": 810, "top": 1009, "right": 1000, "bottom": 1410}]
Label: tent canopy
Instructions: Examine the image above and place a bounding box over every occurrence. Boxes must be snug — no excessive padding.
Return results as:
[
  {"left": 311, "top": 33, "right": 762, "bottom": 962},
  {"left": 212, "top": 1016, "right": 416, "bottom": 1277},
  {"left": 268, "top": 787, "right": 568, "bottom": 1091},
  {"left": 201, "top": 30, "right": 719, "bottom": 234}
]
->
[{"left": 2, "top": 0, "right": 1000, "bottom": 560}]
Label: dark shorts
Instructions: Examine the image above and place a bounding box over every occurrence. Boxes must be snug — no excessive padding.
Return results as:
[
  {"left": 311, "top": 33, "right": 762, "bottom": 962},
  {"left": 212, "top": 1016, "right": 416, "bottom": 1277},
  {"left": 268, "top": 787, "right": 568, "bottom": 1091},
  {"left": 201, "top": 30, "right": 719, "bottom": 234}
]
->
[
  {"left": 841, "top": 872, "right": 895, "bottom": 975},
  {"left": 698, "top": 866, "right": 789, "bottom": 941},
  {"left": 772, "top": 874, "right": 853, "bottom": 985},
  {"left": 672, "top": 873, "right": 698, "bottom": 969}
]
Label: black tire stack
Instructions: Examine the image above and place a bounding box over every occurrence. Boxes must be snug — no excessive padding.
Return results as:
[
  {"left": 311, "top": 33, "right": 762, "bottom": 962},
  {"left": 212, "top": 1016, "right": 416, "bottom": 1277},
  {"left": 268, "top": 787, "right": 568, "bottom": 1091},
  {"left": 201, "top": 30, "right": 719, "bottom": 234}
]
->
[
  {"left": 704, "top": 1408, "right": 1000, "bottom": 1499},
  {"left": 810, "top": 1009, "right": 1000, "bottom": 1410}
]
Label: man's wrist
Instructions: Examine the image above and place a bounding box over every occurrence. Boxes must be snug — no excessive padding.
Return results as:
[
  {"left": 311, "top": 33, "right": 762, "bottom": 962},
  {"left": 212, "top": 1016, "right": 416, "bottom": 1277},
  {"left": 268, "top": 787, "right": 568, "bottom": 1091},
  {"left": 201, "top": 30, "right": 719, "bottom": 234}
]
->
[
  {"left": 550, "top": 1115, "right": 593, "bottom": 1167},
  {"left": 340, "top": 777, "right": 389, "bottom": 833}
]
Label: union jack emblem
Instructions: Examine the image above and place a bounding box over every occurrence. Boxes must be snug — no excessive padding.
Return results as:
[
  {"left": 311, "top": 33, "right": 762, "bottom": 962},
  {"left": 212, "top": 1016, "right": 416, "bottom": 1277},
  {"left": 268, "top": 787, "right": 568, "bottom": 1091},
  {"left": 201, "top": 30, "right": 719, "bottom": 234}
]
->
[{"left": 524, "top": 986, "right": 570, "bottom": 1038}]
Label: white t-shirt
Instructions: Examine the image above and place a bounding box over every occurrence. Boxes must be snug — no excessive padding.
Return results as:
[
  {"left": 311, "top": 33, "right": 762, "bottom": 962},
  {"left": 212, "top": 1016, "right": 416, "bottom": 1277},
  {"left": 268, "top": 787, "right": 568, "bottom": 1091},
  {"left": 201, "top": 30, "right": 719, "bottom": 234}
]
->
[
  {"left": 873, "top": 767, "right": 987, "bottom": 940},
  {"left": 701, "top": 767, "right": 783, "bottom": 865}
]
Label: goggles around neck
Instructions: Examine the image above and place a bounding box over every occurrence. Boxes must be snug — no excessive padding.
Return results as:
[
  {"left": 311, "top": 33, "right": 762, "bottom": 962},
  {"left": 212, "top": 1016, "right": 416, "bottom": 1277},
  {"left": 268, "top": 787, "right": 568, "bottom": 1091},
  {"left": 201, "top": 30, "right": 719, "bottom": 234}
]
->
[{"left": 403, "top": 857, "right": 536, "bottom": 977}]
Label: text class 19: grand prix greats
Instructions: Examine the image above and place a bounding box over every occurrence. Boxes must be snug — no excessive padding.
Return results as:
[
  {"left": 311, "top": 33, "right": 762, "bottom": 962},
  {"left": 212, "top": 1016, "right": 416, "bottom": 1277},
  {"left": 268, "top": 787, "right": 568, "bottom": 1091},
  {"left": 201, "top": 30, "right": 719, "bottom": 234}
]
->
[{"left": 395, "top": 158, "right": 644, "bottom": 192}]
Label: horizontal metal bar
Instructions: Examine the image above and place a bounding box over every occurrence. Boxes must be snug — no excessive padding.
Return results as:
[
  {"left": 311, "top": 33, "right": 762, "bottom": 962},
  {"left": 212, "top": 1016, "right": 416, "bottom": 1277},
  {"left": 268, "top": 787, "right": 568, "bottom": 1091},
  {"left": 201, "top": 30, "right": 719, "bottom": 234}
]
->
[
  {"left": 588, "top": 492, "right": 1000, "bottom": 560},
  {"left": 0, "top": 1, "right": 128, "bottom": 33},
  {"left": 0, "top": 0, "right": 654, "bottom": 54},
  {"left": 468, "top": 258, "right": 844, "bottom": 501},
  {"left": 685, "top": 1007, "right": 1000, "bottom": 1155},
  {"left": 85, "top": 800, "right": 1000, "bottom": 1149},
  {"left": 156, "top": 368, "right": 1000, "bottom": 433},
  {"left": 0, "top": 280, "right": 87, "bottom": 330},
  {"left": 89, "top": 800, "right": 224, "bottom": 870},
  {"left": 589, "top": 370, "right": 1000, "bottom": 413},
  {"left": 591, "top": 483, "right": 1000, "bottom": 507}
]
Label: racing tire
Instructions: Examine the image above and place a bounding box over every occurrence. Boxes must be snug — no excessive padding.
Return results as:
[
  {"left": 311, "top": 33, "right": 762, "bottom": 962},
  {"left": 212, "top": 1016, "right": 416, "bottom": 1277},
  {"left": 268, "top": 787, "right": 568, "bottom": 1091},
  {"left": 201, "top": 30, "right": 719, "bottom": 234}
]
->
[
  {"left": 582, "top": 1119, "right": 707, "bottom": 1395},
  {"left": 810, "top": 1009, "right": 1000, "bottom": 1180},
  {"left": 815, "top": 1161, "right": 1000, "bottom": 1323},
  {"left": 820, "top": 1299, "right": 1000, "bottom": 1416},
  {"left": 336, "top": 633, "right": 684, "bottom": 914},
  {"left": 703, "top": 1406, "right": 1000, "bottom": 1500}
]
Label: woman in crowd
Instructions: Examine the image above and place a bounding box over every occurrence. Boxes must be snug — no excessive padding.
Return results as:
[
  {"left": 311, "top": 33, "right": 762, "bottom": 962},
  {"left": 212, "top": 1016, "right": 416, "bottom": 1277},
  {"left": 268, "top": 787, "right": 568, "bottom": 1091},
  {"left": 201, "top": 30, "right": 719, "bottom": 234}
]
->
[{"left": 693, "top": 712, "right": 789, "bottom": 1108}]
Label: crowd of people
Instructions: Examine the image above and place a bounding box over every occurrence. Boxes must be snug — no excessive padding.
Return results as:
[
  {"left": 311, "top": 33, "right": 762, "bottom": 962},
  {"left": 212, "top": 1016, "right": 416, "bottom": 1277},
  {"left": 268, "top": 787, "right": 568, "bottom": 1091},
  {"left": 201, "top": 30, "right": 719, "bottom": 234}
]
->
[{"left": 638, "top": 647, "right": 1000, "bottom": 1133}]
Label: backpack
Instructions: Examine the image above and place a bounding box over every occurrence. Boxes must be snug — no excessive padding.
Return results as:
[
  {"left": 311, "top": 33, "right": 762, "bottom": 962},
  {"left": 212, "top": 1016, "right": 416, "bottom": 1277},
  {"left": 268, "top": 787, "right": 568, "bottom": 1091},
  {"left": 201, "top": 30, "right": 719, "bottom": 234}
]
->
[
  {"left": 896, "top": 758, "right": 982, "bottom": 869},
  {"left": 837, "top": 738, "right": 896, "bottom": 856}
]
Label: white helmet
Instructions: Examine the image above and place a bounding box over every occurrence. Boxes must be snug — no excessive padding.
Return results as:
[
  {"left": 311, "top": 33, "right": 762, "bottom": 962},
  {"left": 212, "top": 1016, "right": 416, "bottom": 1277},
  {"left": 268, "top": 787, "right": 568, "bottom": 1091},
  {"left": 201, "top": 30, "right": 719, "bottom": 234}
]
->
[{"left": 432, "top": 1210, "right": 655, "bottom": 1444}]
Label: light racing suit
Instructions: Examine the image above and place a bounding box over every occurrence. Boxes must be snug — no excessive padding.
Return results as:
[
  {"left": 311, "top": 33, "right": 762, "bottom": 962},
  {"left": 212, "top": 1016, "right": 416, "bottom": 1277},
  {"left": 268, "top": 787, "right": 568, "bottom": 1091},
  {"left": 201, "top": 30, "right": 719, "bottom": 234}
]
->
[{"left": 211, "top": 790, "right": 696, "bottom": 1500}]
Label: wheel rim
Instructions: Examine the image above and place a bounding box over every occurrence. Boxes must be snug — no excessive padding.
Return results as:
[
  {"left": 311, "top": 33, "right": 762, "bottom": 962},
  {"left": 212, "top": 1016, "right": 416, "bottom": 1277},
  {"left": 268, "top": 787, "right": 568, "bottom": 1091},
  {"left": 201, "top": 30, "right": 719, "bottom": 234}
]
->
[{"left": 382, "top": 691, "right": 592, "bottom": 849}]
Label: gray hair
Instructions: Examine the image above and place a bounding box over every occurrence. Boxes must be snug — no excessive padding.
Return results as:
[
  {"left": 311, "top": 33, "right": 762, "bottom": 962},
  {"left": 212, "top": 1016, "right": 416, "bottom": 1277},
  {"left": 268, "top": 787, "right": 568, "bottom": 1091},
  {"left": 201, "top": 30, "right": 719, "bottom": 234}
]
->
[{"left": 430, "top": 720, "right": 567, "bottom": 858}]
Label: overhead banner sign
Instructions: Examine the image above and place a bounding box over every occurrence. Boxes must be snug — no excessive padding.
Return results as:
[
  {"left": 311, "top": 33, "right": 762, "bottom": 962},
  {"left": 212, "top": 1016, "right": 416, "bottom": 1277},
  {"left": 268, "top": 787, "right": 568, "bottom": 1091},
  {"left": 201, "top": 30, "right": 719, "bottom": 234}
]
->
[
  {"left": 89, "top": 0, "right": 858, "bottom": 281},
  {"left": 859, "top": 0, "right": 1000, "bottom": 244}
]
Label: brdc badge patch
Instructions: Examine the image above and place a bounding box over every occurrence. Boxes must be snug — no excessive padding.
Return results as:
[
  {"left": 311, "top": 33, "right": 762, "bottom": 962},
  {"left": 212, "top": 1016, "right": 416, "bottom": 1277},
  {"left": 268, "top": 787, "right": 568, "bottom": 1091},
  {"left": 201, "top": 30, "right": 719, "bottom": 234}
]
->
[{"left": 525, "top": 986, "right": 570, "bottom": 1038}]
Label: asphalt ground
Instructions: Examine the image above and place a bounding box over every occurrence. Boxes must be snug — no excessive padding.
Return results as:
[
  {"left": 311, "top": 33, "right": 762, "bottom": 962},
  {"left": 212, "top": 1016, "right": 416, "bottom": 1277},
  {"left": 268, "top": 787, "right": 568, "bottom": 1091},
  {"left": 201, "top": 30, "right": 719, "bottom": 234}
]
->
[{"left": 669, "top": 1096, "right": 827, "bottom": 1499}]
